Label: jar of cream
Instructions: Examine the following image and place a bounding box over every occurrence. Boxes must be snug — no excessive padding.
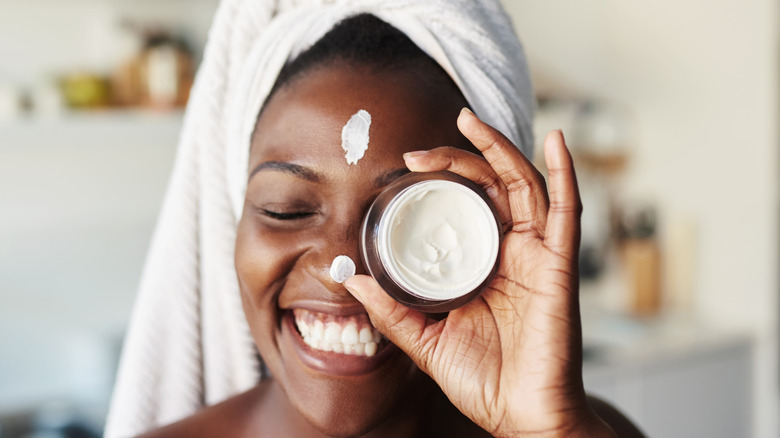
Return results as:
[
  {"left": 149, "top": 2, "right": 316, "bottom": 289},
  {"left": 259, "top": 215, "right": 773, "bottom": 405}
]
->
[{"left": 360, "top": 171, "right": 502, "bottom": 312}]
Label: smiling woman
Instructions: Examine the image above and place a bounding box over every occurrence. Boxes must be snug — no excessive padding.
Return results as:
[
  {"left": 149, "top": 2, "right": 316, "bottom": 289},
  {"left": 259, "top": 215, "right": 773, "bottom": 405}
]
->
[
  {"left": 106, "top": 1, "right": 643, "bottom": 438},
  {"left": 231, "top": 33, "right": 480, "bottom": 436}
]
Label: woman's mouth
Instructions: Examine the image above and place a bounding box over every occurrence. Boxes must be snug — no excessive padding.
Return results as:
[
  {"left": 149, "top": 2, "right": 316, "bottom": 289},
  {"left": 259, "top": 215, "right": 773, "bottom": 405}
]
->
[
  {"left": 293, "top": 308, "right": 385, "bottom": 357},
  {"left": 281, "top": 307, "right": 396, "bottom": 376}
]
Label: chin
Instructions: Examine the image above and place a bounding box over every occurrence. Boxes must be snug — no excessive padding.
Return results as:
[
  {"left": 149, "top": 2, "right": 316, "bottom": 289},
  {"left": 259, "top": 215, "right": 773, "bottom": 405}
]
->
[{"left": 286, "top": 374, "right": 406, "bottom": 438}]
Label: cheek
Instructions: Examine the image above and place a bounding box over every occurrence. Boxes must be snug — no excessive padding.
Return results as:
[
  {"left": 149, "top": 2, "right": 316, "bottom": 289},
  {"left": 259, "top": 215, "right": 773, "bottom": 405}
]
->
[
  {"left": 234, "top": 216, "right": 298, "bottom": 354},
  {"left": 236, "top": 218, "right": 279, "bottom": 301}
]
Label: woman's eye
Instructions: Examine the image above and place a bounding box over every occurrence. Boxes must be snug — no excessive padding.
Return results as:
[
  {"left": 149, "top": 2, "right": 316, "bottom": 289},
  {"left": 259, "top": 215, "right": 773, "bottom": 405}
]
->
[{"left": 261, "top": 209, "right": 316, "bottom": 221}]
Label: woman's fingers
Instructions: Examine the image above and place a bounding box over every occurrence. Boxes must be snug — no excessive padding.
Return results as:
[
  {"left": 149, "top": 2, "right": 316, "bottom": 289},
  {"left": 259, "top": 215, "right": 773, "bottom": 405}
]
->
[
  {"left": 542, "top": 130, "right": 582, "bottom": 260},
  {"left": 456, "top": 108, "right": 548, "bottom": 235},
  {"left": 343, "top": 275, "right": 442, "bottom": 373},
  {"left": 403, "top": 147, "right": 513, "bottom": 229}
]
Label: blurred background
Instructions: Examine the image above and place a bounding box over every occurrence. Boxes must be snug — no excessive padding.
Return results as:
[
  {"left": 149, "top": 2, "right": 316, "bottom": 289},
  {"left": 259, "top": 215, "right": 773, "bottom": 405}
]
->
[{"left": 0, "top": 0, "right": 776, "bottom": 437}]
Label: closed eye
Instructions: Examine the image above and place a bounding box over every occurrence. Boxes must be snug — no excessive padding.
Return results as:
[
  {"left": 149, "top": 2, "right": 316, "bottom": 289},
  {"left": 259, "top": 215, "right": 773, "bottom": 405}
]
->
[{"left": 261, "top": 209, "right": 316, "bottom": 221}]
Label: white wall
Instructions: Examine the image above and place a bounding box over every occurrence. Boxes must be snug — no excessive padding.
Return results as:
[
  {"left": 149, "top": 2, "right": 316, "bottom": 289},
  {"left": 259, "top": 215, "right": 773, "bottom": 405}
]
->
[
  {"left": 0, "top": 0, "right": 217, "bottom": 421},
  {"left": 0, "top": 114, "right": 181, "bottom": 413},
  {"left": 500, "top": 1, "right": 778, "bottom": 436},
  {"left": 0, "top": 0, "right": 218, "bottom": 86}
]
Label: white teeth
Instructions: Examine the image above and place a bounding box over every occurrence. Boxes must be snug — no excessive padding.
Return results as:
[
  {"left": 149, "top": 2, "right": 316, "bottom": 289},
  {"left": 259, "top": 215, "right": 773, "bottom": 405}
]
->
[
  {"left": 313, "top": 320, "right": 324, "bottom": 339},
  {"left": 324, "top": 324, "right": 341, "bottom": 343},
  {"left": 294, "top": 309, "right": 384, "bottom": 357},
  {"left": 341, "top": 323, "right": 359, "bottom": 345},
  {"left": 359, "top": 327, "right": 373, "bottom": 344}
]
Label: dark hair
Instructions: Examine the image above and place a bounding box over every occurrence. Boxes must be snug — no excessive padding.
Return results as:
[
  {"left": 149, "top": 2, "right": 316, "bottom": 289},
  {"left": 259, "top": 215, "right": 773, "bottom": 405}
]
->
[{"left": 266, "top": 13, "right": 462, "bottom": 100}]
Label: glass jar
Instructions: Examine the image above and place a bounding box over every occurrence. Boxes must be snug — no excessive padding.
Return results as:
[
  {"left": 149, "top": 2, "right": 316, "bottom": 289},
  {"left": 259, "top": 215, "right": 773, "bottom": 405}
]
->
[{"left": 360, "top": 171, "right": 502, "bottom": 312}]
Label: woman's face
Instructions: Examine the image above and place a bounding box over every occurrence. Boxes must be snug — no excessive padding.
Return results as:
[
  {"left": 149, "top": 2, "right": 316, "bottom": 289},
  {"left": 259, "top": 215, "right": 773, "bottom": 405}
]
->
[{"left": 235, "top": 63, "right": 470, "bottom": 436}]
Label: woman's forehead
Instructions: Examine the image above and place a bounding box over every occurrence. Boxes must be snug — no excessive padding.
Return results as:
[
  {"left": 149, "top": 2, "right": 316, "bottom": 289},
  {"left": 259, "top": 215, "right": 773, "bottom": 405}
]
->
[{"left": 249, "top": 64, "right": 471, "bottom": 166}]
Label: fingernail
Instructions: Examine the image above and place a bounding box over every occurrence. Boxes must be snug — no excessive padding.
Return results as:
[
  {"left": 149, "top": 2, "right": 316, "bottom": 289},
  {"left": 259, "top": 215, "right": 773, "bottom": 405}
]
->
[
  {"left": 403, "top": 150, "right": 428, "bottom": 160},
  {"left": 460, "top": 107, "right": 475, "bottom": 117}
]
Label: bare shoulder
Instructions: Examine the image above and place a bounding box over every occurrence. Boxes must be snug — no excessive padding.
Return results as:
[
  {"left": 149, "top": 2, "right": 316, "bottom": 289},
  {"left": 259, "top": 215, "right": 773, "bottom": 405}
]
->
[
  {"left": 588, "top": 394, "right": 647, "bottom": 438},
  {"left": 139, "top": 383, "right": 269, "bottom": 438}
]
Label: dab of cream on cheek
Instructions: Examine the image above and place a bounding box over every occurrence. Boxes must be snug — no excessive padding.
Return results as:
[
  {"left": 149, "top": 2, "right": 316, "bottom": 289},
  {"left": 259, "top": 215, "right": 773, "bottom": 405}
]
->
[
  {"left": 341, "top": 109, "right": 371, "bottom": 165},
  {"left": 379, "top": 181, "right": 499, "bottom": 301},
  {"left": 329, "top": 255, "right": 356, "bottom": 283}
]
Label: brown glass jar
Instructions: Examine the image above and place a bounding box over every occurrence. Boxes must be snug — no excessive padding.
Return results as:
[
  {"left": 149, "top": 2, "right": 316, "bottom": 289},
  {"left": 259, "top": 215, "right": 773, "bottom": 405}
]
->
[{"left": 360, "top": 171, "right": 502, "bottom": 312}]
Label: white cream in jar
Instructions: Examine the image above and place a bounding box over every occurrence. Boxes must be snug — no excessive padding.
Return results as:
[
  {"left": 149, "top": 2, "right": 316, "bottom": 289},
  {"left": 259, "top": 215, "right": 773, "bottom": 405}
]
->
[{"left": 360, "top": 171, "right": 502, "bottom": 312}]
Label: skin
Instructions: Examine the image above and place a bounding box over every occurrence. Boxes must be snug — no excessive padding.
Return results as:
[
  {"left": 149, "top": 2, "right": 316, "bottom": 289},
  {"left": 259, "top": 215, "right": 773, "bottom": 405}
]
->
[{"left": 141, "top": 62, "right": 645, "bottom": 438}]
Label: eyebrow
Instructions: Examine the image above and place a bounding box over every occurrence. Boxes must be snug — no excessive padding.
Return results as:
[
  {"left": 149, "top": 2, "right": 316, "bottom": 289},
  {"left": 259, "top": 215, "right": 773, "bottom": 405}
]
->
[
  {"left": 248, "top": 161, "right": 410, "bottom": 188},
  {"left": 249, "top": 161, "right": 321, "bottom": 183}
]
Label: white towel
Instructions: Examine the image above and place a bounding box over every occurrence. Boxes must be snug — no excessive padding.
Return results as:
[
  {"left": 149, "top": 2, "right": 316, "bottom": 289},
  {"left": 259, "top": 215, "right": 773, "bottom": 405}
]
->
[{"left": 105, "top": 1, "right": 534, "bottom": 436}]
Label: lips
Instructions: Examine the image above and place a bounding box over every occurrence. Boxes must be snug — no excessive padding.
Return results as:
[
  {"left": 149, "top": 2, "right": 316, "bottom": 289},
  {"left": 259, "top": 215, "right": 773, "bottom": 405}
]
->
[{"left": 282, "top": 307, "right": 396, "bottom": 376}]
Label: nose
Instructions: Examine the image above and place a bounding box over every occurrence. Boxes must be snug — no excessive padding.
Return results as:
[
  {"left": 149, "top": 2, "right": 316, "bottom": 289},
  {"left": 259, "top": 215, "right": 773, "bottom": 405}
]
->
[{"left": 311, "top": 208, "right": 369, "bottom": 292}]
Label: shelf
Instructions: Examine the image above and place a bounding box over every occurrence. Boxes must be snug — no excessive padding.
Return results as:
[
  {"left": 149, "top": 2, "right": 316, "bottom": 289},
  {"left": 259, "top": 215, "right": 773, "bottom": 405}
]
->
[
  {"left": 1, "top": 108, "right": 183, "bottom": 125},
  {"left": 0, "top": 110, "right": 184, "bottom": 148}
]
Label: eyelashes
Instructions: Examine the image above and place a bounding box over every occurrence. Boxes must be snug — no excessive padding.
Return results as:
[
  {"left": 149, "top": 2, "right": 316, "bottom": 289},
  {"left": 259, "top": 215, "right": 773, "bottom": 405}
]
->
[{"left": 261, "top": 209, "right": 316, "bottom": 221}]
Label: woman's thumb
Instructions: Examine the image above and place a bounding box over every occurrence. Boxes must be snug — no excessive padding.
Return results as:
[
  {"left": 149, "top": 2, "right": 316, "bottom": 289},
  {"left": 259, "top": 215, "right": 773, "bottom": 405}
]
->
[{"left": 343, "top": 274, "right": 437, "bottom": 371}]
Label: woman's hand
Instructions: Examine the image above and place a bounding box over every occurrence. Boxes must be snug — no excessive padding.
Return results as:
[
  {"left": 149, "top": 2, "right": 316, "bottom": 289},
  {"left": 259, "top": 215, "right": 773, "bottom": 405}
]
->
[{"left": 344, "top": 108, "right": 615, "bottom": 437}]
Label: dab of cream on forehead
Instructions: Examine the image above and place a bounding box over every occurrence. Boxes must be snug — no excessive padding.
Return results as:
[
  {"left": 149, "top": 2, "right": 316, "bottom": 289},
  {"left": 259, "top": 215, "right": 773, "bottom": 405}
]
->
[{"left": 341, "top": 109, "right": 371, "bottom": 165}]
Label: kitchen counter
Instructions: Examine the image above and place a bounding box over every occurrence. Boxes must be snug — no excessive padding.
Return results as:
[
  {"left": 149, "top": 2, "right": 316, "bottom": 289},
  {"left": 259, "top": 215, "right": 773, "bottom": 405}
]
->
[{"left": 581, "top": 310, "right": 753, "bottom": 438}]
